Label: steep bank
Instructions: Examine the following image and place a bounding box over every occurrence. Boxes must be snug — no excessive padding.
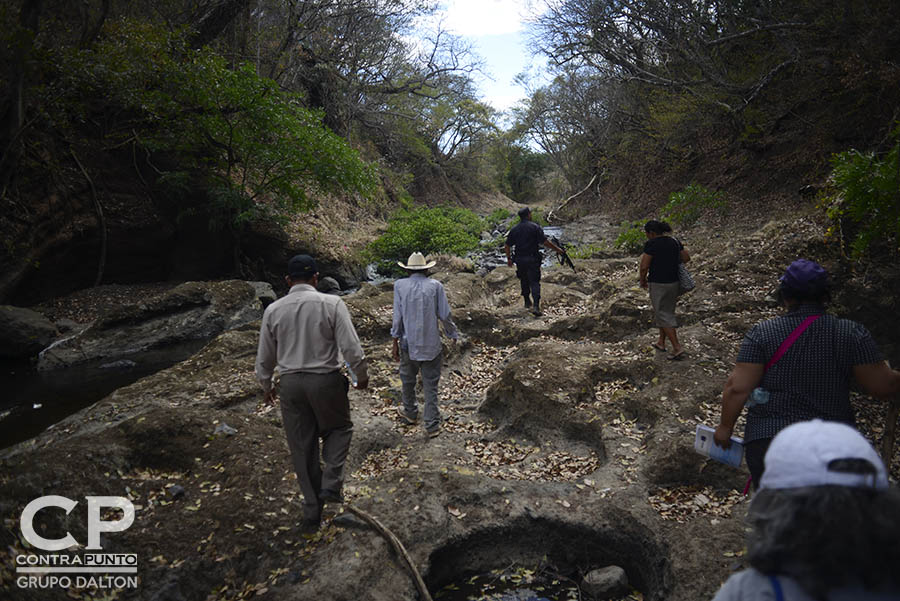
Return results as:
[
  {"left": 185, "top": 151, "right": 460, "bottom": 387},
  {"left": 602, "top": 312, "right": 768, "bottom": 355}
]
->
[{"left": 1, "top": 209, "right": 897, "bottom": 601}]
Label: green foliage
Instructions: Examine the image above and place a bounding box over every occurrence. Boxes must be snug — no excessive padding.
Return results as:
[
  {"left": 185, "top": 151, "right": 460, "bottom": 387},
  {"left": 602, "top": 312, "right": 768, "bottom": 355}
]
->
[
  {"left": 661, "top": 183, "right": 727, "bottom": 225},
  {"left": 367, "top": 205, "right": 486, "bottom": 274},
  {"left": 567, "top": 242, "right": 605, "bottom": 259},
  {"left": 822, "top": 128, "right": 900, "bottom": 257},
  {"left": 486, "top": 208, "right": 512, "bottom": 228},
  {"left": 513, "top": 208, "right": 548, "bottom": 227},
  {"left": 614, "top": 220, "right": 646, "bottom": 252},
  {"left": 491, "top": 143, "right": 551, "bottom": 203},
  {"left": 43, "top": 19, "right": 376, "bottom": 226}
]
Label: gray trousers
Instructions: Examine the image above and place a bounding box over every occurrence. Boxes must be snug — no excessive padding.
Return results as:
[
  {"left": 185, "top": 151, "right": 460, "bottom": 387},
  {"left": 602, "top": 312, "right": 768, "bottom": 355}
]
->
[
  {"left": 279, "top": 371, "right": 352, "bottom": 521},
  {"left": 399, "top": 350, "right": 443, "bottom": 431}
]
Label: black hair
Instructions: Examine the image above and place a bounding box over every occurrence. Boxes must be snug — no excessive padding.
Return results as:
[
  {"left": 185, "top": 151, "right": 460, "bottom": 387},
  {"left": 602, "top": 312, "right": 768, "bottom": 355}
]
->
[
  {"left": 747, "top": 486, "right": 900, "bottom": 599},
  {"left": 644, "top": 220, "right": 672, "bottom": 234}
]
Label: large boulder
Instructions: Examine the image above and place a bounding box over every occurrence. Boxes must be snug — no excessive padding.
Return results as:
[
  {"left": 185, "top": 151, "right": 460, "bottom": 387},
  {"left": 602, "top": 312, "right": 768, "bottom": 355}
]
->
[
  {"left": 0, "top": 305, "right": 58, "bottom": 358},
  {"left": 37, "top": 280, "right": 274, "bottom": 370}
]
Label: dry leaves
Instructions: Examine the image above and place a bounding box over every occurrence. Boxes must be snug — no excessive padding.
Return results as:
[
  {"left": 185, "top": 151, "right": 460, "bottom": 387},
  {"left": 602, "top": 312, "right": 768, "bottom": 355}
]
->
[
  {"left": 351, "top": 446, "right": 411, "bottom": 480},
  {"left": 456, "top": 443, "right": 602, "bottom": 482},
  {"left": 648, "top": 486, "right": 745, "bottom": 522}
]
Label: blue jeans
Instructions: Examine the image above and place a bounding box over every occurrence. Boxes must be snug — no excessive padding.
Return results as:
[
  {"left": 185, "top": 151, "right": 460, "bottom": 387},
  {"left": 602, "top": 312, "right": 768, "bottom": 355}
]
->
[{"left": 399, "top": 350, "right": 443, "bottom": 431}]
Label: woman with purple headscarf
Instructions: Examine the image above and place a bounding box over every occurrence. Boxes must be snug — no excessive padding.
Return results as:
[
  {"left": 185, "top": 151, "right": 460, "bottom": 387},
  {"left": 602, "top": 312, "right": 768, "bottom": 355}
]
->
[{"left": 714, "top": 259, "right": 900, "bottom": 487}]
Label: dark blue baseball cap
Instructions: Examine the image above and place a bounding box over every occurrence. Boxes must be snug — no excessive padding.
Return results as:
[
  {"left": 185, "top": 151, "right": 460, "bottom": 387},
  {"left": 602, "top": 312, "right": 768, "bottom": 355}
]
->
[{"left": 288, "top": 254, "right": 318, "bottom": 278}]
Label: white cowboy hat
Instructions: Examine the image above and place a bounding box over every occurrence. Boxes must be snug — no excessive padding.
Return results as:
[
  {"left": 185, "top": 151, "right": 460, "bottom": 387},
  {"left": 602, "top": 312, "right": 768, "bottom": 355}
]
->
[{"left": 397, "top": 252, "right": 436, "bottom": 270}]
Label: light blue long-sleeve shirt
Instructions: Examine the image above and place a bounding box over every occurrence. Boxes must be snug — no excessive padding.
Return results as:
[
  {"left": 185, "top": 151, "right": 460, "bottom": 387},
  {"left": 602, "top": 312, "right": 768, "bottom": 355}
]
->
[{"left": 391, "top": 272, "right": 458, "bottom": 361}]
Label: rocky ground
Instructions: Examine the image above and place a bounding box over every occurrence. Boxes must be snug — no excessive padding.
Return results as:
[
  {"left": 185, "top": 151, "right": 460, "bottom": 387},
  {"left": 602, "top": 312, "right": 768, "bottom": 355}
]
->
[{"left": 1, "top": 210, "right": 898, "bottom": 601}]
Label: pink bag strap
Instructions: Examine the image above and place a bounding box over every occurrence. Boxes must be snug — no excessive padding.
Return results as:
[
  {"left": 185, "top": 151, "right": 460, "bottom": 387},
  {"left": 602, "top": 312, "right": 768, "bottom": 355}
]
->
[{"left": 764, "top": 314, "right": 822, "bottom": 372}]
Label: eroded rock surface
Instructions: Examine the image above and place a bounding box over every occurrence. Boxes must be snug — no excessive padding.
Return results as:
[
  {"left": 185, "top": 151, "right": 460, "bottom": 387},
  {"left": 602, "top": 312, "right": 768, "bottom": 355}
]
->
[
  {"left": 36, "top": 280, "right": 274, "bottom": 370},
  {"left": 0, "top": 305, "right": 58, "bottom": 358},
  {"left": 2, "top": 213, "right": 897, "bottom": 601}
]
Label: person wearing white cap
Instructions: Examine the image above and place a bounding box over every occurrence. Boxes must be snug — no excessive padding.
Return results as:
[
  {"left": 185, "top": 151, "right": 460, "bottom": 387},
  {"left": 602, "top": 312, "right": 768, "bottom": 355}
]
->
[
  {"left": 711, "top": 419, "right": 900, "bottom": 601},
  {"left": 391, "top": 252, "right": 459, "bottom": 437}
]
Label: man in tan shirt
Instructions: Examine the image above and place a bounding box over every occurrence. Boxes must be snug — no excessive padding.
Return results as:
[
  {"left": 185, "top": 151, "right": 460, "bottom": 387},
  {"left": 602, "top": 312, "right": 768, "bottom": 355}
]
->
[{"left": 255, "top": 254, "right": 368, "bottom": 532}]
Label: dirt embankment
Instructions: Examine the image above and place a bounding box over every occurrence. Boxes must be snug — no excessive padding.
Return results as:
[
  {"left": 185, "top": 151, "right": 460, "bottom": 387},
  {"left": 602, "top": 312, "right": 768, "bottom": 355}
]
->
[{"left": 1, "top": 210, "right": 898, "bottom": 601}]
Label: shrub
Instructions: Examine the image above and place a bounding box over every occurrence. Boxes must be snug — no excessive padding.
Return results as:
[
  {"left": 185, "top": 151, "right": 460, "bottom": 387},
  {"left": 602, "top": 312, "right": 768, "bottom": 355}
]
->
[
  {"left": 367, "top": 205, "right": 486, "bottom": 274},
  {"left": 821, "top": 128, "right": 900, "bottom": 258},
  {"left": 511, "top": 208, "right": 548, "bottom": 227},
  {"left": 486, "top": 208, "right": 512, "bottom": 228},
  {"left": 567, "top": 242, "right": 605, "bottom": 259},
  {"left": 661, "top": 183, "right": 727, "bottom": 225},
  {"left": 614, "top": 220, "right": 646, "bottom": 252},
  {"left": 531, "top": 208, "right": 549, "bottom": 226}
]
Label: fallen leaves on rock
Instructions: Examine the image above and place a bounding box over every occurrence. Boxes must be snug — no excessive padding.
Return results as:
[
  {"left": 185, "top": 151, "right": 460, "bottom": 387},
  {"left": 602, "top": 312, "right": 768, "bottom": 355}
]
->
[{"left": 648, "top": 486, "right": 745, "bottom": 523}]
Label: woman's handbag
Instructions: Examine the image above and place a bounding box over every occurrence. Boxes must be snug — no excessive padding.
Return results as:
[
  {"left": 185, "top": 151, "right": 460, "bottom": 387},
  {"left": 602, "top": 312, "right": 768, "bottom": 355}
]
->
[{"left": 677, "top": 263, "right": 695, "bottom": 295}]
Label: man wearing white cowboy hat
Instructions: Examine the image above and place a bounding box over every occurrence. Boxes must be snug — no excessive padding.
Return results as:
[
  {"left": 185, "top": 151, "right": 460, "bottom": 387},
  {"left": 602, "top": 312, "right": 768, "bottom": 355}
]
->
[{"left": 391, "top": 252, "right": 459, "bottom": 437}]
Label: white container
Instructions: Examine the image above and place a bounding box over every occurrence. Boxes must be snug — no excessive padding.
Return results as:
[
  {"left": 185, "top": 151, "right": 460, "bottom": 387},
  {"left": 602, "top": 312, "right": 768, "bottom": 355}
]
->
[{"left": 694, "top": 424, "right": 744, "bottom": 468}]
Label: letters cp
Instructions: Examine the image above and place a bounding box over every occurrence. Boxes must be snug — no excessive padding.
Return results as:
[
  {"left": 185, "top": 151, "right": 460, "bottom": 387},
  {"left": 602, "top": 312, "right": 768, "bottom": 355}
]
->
[{"left": 20, "top": 495, "right": 135, "bottom": 551}]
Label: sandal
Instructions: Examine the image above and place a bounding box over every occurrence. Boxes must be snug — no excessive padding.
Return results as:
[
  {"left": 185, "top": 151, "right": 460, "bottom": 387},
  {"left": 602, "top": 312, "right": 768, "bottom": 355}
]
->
[
  {"left": 653, "top": 343, "right": 666, "bottom": 352},
  {"left": 668, "top": 351, "right": 687, "bottom": 361}
]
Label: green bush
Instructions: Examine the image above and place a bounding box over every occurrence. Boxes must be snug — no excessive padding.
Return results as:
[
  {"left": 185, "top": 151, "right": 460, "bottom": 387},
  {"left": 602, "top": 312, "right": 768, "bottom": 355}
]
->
[
  {"left": 661, "top": 183, "right": 727, "bottom": 225},
  {"left": 822, "top": 128, "right": 900, "bottom": 258},
  {"left": 614, "top": 220, "right": 646, "bottom": 252},
  {"left": 487, "top": 208, "right": 512, "bottom": 227},
  {"left": 511, "top": 208, "right": 548, "bottom": 227},
  {"left": 368, "top": 205, "right": 486, "bottom": 274},
  {"left": 567, "top": 242, "right": 605, "bottom": 259}
]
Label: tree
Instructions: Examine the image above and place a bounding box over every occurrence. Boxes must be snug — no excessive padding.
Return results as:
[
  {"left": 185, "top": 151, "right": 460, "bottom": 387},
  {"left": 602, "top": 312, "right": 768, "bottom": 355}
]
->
[
  {"left": 81, "top": 21, "right": 377, "bottom": 230},
  {"left": 514, "top": 67, "right": 614, "bottom": 191},
  {"left": 524, "top": 0, "right": 900, "bottom": 198}
]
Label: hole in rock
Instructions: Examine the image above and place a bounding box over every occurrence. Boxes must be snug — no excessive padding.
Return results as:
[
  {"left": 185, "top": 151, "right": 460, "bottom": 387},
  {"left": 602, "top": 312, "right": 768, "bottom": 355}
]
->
[{"left": 426, "top": 516, "right": 670, "bottom": 600}]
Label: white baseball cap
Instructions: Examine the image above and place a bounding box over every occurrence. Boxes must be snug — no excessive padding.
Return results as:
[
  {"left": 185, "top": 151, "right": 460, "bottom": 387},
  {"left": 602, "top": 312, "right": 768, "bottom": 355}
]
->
[{"left": 760, "top": 419, "right": 888, "bottom": 490}]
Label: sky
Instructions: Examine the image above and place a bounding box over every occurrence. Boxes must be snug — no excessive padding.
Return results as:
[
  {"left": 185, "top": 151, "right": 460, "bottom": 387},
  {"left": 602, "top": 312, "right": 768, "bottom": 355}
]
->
[{"left": 435, "top": 0, "right": 546, "bottom": 112}]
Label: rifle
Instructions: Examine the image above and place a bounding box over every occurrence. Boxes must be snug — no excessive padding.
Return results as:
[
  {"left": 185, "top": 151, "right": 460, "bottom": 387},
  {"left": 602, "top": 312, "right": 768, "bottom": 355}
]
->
[{"left": 550, "top": 236, "right": 577, "bottom": 272}]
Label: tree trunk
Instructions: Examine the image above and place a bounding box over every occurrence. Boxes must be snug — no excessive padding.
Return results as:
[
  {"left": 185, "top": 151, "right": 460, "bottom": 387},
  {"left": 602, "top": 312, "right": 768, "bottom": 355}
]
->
[
  {"left": 189, "top": 0, "right": 254, "bottom": 49},
  {"left": 0, "top": 0, "right": 42, "bottom": 186}
]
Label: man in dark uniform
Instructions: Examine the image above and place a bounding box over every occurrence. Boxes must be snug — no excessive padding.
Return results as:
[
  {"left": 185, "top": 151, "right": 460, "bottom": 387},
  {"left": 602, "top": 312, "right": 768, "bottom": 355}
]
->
[{"left": 504, "top": 207, "right": 564, "bottom": 316}]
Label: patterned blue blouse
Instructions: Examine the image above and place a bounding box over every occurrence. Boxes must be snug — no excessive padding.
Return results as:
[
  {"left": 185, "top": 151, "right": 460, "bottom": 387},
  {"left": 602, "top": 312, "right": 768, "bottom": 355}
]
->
[{"left": 736, "top": 304, "right": 884, "bottom": 442}]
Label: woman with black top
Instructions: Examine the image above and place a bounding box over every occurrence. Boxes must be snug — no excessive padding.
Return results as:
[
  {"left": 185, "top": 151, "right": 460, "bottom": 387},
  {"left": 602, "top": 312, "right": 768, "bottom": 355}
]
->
[{"left": 639, "top": 220, "right": 689, "bottom": 360}]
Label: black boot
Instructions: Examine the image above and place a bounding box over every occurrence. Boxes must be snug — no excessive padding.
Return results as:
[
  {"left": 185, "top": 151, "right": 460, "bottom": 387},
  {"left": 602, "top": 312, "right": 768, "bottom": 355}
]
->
[
  {"left": 523, "top": 296, "right": 532, "bottom": 308},
  {"left": 531, "top": 301, "right": 542, "bottom": 316}
]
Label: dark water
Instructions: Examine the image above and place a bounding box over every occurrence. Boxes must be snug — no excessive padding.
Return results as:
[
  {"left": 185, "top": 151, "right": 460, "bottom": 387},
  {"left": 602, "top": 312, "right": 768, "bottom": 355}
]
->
[
  {"left": 0, "top": 339, "right": 209, "bottom": 449},
  {"left": 434, "top": 568, "right": 579, "bottom": 601}
]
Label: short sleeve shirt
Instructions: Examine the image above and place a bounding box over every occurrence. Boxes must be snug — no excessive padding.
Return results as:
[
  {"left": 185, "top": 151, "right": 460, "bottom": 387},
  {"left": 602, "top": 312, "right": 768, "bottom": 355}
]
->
[
  {"left": 736, "top": 304, "right": 883, "bottom": 442},
  {"left": 642, "top": 236, "right": 683, "bottom": 283},
  {"left": 506, "top": 221, "right": 546, "bottom": 262}
]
